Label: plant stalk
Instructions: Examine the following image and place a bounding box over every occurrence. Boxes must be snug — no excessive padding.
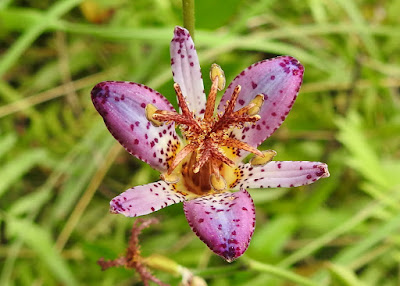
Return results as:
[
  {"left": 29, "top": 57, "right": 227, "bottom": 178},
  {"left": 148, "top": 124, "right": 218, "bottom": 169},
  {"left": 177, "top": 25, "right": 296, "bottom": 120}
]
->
[{"left": 182, "top": 0, "right": 195, "bottom": 39}]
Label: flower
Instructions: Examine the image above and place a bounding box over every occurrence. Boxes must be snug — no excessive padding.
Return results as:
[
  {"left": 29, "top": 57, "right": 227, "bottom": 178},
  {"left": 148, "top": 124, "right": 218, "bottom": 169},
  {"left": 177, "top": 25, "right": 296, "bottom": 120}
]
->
[{"left": 91, "top": 26, "right": 330, "bottom": 262}]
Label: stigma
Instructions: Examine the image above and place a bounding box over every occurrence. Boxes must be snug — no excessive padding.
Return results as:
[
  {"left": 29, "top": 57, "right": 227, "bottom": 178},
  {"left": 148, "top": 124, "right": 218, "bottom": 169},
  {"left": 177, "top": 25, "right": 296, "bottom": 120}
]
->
[{"left": 146, "top": 64, "right": 267, "bottom": 195}]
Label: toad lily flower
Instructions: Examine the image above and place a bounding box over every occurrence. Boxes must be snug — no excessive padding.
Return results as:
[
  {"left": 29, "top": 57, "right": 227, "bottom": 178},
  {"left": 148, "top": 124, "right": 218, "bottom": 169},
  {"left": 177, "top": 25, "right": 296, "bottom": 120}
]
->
[{"left": 91, "top": 26, "right": 329, "bottom": 262}]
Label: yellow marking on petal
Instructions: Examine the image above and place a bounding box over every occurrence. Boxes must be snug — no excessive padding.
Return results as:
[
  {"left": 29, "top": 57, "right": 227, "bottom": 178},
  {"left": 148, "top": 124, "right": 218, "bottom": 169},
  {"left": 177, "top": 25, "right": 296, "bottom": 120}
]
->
[
  {"left": 247, "top": 94, "right": 265, "bottom": 116},
  {"left": 225, "top": 165, "right": 242, "bottom": 189},
  {"left": 145, "top": 104, "right": 163, "bottom": 127},
  {"left": 210, "top": 63, "right": 225, "bottom": 91},
  {"left": 250, "top": 150, "right": 277, "bottom": 166}
]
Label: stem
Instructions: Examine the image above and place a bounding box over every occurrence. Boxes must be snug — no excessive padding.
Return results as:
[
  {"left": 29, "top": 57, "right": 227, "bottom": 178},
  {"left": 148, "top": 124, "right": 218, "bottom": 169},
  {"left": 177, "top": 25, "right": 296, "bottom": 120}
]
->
[{"left": 182, "top": 0, "right": 195, "bottom": 38}]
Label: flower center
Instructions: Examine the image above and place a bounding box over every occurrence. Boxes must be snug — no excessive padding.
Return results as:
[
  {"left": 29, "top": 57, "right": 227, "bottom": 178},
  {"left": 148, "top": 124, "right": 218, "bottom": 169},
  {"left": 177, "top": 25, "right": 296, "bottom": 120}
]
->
[{"left": 146, "top": 64, "right": 266, "bottom": 196}]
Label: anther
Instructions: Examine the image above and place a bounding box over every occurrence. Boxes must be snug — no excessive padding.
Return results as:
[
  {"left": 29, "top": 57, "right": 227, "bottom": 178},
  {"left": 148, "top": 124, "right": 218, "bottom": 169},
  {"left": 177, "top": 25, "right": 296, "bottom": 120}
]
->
[
  {"left": 160, "top": 172, "right": 180, "bottom": 184},
  {"left": 247, "top": 94, "right": 264, "bottom": 116},
  {"left": 250, "top": 150, "right": 277, "bottom": 166},
  {"left": 145, "top": 104, "right": 163, "bottom": 127},
  {"left": 210, "top": 63, "right": 226, "bottom": 91},
  {"left": 210, "top": 173, "right": 227, "bottom": 191}
]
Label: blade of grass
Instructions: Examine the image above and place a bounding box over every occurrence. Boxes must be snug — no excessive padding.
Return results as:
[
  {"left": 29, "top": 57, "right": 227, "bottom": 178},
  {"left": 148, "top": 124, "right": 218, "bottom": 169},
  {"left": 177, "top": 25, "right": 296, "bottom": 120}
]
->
[
  {"left": 55, "top": 142, "right": 122, "bottom": 251},
  {"left": 0, "top": 149, "right": 47, "bottom": 198},
  {"left": 242, "top": 256, "right": 319, "bottom": 286},
  {"left": 0, "top": 0, "right": 83, "bottom": 77},
  {"left": 5, "top": 215, "right": 77, "bottom": 286}
]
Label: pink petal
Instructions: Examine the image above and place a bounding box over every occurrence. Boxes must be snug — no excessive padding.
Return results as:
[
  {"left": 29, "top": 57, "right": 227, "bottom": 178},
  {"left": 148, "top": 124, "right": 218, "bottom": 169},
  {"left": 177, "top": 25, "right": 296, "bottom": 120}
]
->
[
  {"left": 110, "top": 181, "right": 186, "bottom": 217},
  {"left": 92, "top": 81, "right": 181, "bottom": 173},
  {"left": 218, "top": 56, "right": 304, "bottom": 157},
  {"left": 170, "top": 26, "right": 206, "bottom": 117},
  {"left": 183, "top": 189, "right": 255, "bottom": 262},
  {"left": 231, "top": 161, "right": 330, "bottom": 189}
]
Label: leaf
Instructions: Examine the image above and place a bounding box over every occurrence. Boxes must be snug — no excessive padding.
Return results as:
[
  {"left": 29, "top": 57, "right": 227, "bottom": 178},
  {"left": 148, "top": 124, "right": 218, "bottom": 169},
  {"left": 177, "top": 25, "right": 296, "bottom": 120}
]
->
[
  {"left": 336, "top": 112, "right": 392, "bottom": 189},
  {"left": 328, "top": 263, "right": 366, "bottom": 286},
  {"left": 7, "top": 216, "right": 77, "bottom": 285},
  {"left": 0, "top": 149, "right": 47, "bottom": 198},
  {"left": 0, "top": 133, "right": 16, "bottom": 159}
]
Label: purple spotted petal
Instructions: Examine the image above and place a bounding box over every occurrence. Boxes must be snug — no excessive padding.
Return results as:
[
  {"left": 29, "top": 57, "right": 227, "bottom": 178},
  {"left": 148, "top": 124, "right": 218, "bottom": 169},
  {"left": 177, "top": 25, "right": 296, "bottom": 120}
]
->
[
  {"left": 183, "top": 189, "right": 255, "bottom": 262},
  {"left": 91, "top": 81, "right": 181, "bottom": 173},
  {"left": 231, "top": 161, "right": 329, "bottom": 190},
  {"left": 218, "top": 56, "right": 304, "bottom": 157},
  {"left": 170, "top": 26, "right": 206, "bottom": 117},
  {"left": 110, "top": 181, "right": 186, "bottom": 217}
]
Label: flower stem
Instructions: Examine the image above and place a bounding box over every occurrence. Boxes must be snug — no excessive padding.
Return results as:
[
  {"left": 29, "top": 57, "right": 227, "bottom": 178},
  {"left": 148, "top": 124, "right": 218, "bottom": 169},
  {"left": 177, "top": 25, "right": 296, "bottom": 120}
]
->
[{"left": 182, "top": 0, "right": 195, "bottom": 39}]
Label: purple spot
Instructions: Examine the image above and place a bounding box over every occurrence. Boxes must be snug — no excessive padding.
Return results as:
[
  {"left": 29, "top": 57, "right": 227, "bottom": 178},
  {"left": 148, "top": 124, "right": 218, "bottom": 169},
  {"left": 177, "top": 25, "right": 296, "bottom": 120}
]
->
[{"left": 251, "top": 81, "right": 257, "bottom": 89}]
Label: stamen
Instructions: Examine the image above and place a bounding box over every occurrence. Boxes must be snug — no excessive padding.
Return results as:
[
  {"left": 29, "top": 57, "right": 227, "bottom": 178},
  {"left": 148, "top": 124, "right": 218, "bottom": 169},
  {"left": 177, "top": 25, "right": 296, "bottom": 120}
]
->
[
  {"left": 193, "top": 149, "right": 211, "bottom": 173},
  {"left": 250, "top": 150, "right": 277, "bottom": 166},
  {"left": 247, "top": 94, "right": 265, "bottom": 116},
  {"left": 153, "top": 110, "right": 196, "bottom": 126},
  {"left": 209, "top": 63, "right": 225, "bottom": 91},
  {"left": 174, "top": 83, "right": 192, "bottom": 117},
  {"left": 146, "top": 65, "right": 269, "bottom": 196},
  {"left": 160, "top": 172, "right": 180, "bottom": 184},
  {"left": 168, "top": 143, "right": 198, "bottom": 174},
  {"left": 145, "top": 104, "right": 163, "bottom": 127},
  {"left": 224, "top": 85, "right": 241, "bottom": 115},
  {"left": 222, "top": 138, "right": 264, "bottom": 157},
  {"left": 210, "top": 173, "right": 227, "bottom": 191},
  {"left": 204, "top": 76, "right": 219, "bottom": 121}
]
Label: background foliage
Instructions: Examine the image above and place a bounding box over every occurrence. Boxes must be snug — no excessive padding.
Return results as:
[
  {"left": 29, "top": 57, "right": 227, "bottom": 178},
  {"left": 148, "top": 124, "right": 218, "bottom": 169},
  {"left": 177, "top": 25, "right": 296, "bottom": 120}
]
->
[{"left": 1, "top": 0, "right": 400, "bottom": 285}]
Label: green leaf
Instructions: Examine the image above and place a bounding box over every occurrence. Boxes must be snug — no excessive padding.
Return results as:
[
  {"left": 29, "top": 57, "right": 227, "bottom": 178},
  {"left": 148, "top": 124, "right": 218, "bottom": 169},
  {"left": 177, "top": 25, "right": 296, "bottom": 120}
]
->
[
  {"left": 0, "top": 149, "right": 47, "bottom": 198},
  {"left": 7, "top": 216, "right": 77, "bottom": 285},
  {"left": 328, "top": 263, "right": 366, "bottom": 286}
]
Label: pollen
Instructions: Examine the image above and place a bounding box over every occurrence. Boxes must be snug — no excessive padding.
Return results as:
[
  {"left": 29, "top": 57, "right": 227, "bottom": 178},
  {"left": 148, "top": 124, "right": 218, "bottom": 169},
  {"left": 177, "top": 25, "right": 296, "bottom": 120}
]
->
[
  {"left": 147, "top": 64, "right": 266, "bottom": 195},
  {"left": 250, "top": 150, "right": 277, "bottom": 166},
  {"left": 145, "top": 103, "right": 163, "bottom": 127},
  {"left": 210, "top": 63, "right": 226, "bottom": 91}
]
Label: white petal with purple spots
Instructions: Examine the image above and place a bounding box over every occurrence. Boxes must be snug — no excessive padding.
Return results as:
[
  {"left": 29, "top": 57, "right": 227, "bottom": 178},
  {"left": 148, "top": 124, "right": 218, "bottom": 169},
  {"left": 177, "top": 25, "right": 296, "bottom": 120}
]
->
[
  {"left": 218, "top": 56, "right": 304, "bottom": 158},
  {"left": 110, "top": 181, "right": 186, "bottom": 217},
  {"left": 170, "top": 26, "right": 206, "bottom": 117},
  {"left": 183, "top": 189, "right": 255, "bottom": 262},
  {"left": 231, "top": 161, "right": 330, "bottom": 190},
  {"left": 91, "top": 81, "right": 181, "bottom": 173}
]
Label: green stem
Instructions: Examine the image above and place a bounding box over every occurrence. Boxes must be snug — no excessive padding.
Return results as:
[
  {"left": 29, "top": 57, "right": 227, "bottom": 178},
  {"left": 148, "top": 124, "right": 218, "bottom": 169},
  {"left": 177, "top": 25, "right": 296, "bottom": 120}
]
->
[
  {"left": 242, "top": 257, "right": 319, "bottom": 286},
  {"left": 182, "top": 0, "right": 195, "bottom": 38}
]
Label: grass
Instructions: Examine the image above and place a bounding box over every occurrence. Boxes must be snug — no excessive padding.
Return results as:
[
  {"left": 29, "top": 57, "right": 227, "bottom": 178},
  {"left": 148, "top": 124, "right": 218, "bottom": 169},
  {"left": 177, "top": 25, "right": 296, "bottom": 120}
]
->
[{"left": 0, "top": 0, "right": 399, "bottom": 285}]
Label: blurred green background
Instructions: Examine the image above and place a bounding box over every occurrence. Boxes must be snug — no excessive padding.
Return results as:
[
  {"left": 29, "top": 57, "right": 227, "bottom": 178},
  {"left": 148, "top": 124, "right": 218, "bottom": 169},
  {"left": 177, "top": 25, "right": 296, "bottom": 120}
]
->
[{"left": 1, "top": 0, "right": 400, "bottom": 285}]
